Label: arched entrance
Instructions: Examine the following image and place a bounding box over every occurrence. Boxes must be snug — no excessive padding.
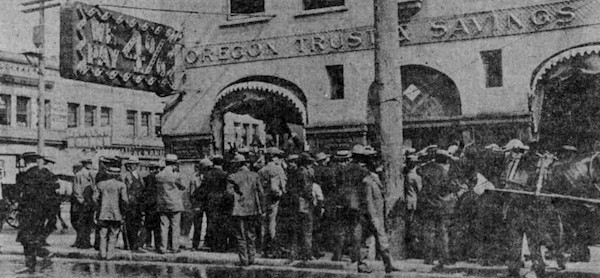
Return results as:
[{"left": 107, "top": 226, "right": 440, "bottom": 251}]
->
[
  {"left": 400, "top": 65, "right": 462, "bottom": 149},
  {"left": 531, "top": 44, "right": 600, "bottom": 152},
  {"left": 210, "top": 77, "right": 308, "bottom": 154}
]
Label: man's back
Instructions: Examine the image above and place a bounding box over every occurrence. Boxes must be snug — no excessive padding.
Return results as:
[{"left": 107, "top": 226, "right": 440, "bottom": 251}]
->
[
  {"left": 229, "top": 169, "right": 263, "bottom": 217},
  {"left": 95, "top": 178, "right": 128, "bottom": 221},
  {"left": 156, "top": 166, "right": 185, "bottom": 212}
]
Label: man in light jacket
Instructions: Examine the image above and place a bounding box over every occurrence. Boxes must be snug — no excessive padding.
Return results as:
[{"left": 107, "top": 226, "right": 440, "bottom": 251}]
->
[
  {"left": 93, "top": 160, "right": 129, "bottom": 260},
  {"left": 71, "top": 158, "right": 96, "bottom": 249},
  {"left": 155, "top": 154, "right": 186, "bottom": 254},
  {"left": 227, "top": 153, "right": 265, "bottom": 266},
  {"left": 257, "top": 147, "right": 286, "bottom": 257}
]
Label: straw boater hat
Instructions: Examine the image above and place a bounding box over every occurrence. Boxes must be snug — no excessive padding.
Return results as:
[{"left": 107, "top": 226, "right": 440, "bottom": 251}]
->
[
  {"left": 503, "top": 139, "right": 530, "bottom": 152},
  {"left": 266, "top": 147, "right": 285, "bottom": 156},
  {"left": 165, "top": 154, "right": 179, "bottom": 164},
  {"left": 199, "top": 158, "right": 214, "bottom": 168},
  {"left": 287, "top": 154, "right": 299, "bottom": 162},
  {"left": 124, "top": 156, "right": 140, "bottom": 165},
  {"left": 351, "top": 144, "right": 377, "bottom": 156},
  {"left": 99, "top": 156, "right": 121, "bottom": 174},
  {"left": 314, "top": 152, "right": 331, "bottom": 162},
  {"left": 334, "top": 150, "right": 351, "bottom": 159}
]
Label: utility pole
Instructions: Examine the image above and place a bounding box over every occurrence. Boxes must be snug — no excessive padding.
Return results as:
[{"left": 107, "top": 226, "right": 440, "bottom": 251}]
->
[
  {"left": 371, "top": 0, "right": 405, "bottom": 258},
  {"left": 21, "top": 0, "right": 59, "bottom": 167}
]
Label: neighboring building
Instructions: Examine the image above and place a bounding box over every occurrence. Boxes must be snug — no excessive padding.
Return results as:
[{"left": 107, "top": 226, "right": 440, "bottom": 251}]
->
[
  {"left": 161, "top": 0, "right": 600, "bottom": 157},
  {"left": 0, "top": 51, "right": 165, "bottom": 184}
]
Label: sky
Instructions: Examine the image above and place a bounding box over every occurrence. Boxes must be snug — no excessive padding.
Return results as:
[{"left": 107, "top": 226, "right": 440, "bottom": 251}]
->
[{"left": 0, "top": 0, "right": 190, "bottom": 58}]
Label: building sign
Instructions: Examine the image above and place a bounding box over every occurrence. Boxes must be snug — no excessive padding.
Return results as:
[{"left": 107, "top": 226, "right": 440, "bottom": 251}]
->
[
  {"left": 186, "top": 0, "right": 595, "bottom": 68},
  {"left": 60, "top": 2, "right": 183, "bottom": 96},
  {"left": 400, "top": 0, "right": 584, "bottom": 46},
  {"left": 66, "top": 126, "right": 113, "bottom": 148},
  {"left": 0, "top": 74, "right": 54, "bottom": 90},
  {"left": 186, "top": 27, "right": 375, "bottom": 68}
]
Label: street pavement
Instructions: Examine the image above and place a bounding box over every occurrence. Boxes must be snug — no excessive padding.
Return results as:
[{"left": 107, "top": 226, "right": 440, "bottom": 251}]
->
[
  {"left": 2, "top": 225, "right": 600, "bottom": 277},
  {"left": 2, "top": 204, "right": 600, "bottom": 277}
]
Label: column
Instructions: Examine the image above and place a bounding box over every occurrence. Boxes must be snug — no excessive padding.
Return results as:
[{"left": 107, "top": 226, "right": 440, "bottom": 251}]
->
[{"left": 9, "top": 95, "right": 16, "bottom": 127}]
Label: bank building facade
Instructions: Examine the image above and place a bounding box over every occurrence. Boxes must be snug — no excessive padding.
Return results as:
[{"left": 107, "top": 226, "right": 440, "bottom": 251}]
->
[{"left": 161, "top": 0, "right": 600, "bottom": 158}]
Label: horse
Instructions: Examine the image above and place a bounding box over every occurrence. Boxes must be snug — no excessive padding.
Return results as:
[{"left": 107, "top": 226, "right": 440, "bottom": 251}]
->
[{"left": 470, "top": 149, "right": 600, "bottom": 276}]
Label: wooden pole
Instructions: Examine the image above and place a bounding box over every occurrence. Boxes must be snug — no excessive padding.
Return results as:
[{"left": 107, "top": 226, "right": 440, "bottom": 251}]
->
[
  {"left": 36, "top": 0, "right": 46, "bottom": 168},
  {"left": 372, "top": 0, "right": 405, "bottom": 258},
  {"left": 487, "top": 188, "right": 600, "bottom": 204}
]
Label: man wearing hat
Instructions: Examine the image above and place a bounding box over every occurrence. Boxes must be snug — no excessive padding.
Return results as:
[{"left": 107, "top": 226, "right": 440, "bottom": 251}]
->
[
  {"left": 189, "top": 158, "right": 213, "bottom": 250},
  {"left": 71, "top": 158, "right": 96, "bottom": 249},
  {"left": 122, "top": 156, "right": 146, "bottom": 252},
  {"left": 350, "top": 145, "right": 398, "bottom": 273},
  {"left": 227, "top": 153, "right": 265, "bottom": 266},
  {"left": 155, "top": 154, "right": 187, "bottom": 254},
  {"left": 93, "top": 159, "right": 129, "bottom": 260},
  {"left": 258, "top": 147, "right": 287, "bottom": 257},
  {"left": 200, "top": 155, "right": 231, "bottom": 252},
  {"left": 15, "top": 153, "right": 58, "bottom": 273}
]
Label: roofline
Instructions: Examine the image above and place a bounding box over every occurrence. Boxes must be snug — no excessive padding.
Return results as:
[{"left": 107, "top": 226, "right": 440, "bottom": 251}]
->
[{"left": 0, "top": 50, "right": 59, "bottom": 70}]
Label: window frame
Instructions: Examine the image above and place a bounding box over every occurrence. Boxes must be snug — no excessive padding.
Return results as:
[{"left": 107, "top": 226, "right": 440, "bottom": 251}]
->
[
  {"left": 141, "top": 111, "right": 151, "bottom": 137},
  {"left": 302, "top": 0, "right": 345, "bottom": 11},
  {"left": 100, "top": 107, "right": 112, "bottom": 127},
  {"left": 126, "top": 110, "right": 137, "bottom": 138},
  {"left": 481, "top": 49, "right": 503, "bottom": 88},
  {"left": 228, "top": 0, "right": 266, "bottom": 16},
  {"left": 0, "top": 94, "right": 11, "bottom": 126},
  {"left": 44, "top": 100, "right": 51, "bottom": 129},
  {"left": 84, "top": 105, "right": 96, "bottom": 127},
  {"left": 326, "top": 65, "right": 345, "bottom": 100},
  {"left": 16, "top": 96, "right": 30, "bottom": 128},
  {"left": 67, "top": 102, "right": 80, "bottom": 128}
]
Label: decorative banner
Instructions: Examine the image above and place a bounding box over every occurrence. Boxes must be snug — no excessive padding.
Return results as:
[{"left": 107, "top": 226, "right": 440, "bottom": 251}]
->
[{"left": 60, "top": 2, "right": 183, "bottom": 96}]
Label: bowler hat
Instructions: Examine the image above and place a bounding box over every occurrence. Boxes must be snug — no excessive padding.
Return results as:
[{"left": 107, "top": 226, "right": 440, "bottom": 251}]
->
[
  {"left": 503, "top": 139, "right": 530, "bottom": 152},
  {"left": 231, "top": 153, "right": 247, "bottom": 163}
]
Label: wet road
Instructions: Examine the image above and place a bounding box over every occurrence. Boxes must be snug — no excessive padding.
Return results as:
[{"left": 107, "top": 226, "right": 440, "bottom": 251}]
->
[{"left": 2, "top": 257, "right": 600, "bottom": 278}]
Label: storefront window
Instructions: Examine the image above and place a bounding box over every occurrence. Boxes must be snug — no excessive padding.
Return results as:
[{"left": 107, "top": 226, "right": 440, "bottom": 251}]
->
[
  {"left": 126, "top": 110, "right": 137, "bottom": 137},
  {"left": 141, "top": 112, "right": 151, "bottom": 137},
  {"left": 303, "top": 0, "right": 344, "bottom": 10},
  {"left": 100, "top": 107, "right": 111, "bottom": 126},
  {"left": 68, "top": 103, "right": 79, "bottom": 128},
  {"left": 481, "top": 49, "right": 503, "bottom": 88},
  {"left": 0, "top": 94, "right": 10, "bottom": 126},
  {"left": 85, "top": 105, "right": 96, "bottom": 127},
  {"left": 16, "top": 96, "right": 29, "bottom": 127},
  {"left": 230, "top": 0, "right": 264, "bottom": 14}
]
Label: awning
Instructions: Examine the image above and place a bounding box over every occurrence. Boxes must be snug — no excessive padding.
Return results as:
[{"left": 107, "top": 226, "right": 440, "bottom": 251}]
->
[{"left": 531, "top": 44, "right": 600, "bottom": 92}]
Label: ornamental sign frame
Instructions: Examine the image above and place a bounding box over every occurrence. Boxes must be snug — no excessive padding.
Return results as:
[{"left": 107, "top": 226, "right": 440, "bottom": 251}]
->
[{"left": 60, "top": 2, "right": 183, "bottom": 96}]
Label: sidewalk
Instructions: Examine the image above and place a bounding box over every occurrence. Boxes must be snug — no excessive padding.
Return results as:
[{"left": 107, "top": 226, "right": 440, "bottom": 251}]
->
[{"left": 2, "top": 229, "right": 600, "bottom": 277}]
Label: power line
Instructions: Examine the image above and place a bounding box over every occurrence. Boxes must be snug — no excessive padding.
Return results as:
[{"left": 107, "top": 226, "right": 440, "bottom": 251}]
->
[{"left": 98, "top": 4, "right": 276, "bottom": 18}]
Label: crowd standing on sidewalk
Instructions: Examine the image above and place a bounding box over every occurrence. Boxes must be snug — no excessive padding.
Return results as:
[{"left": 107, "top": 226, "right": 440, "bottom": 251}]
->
[{"left": 7, "top": 137, "right": 600, "bottom": 277}]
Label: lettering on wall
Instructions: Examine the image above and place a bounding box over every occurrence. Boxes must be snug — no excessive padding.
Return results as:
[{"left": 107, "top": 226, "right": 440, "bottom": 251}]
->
[
  {"left": 60, "top": 2, "right": 183, "bottom": 96},
  {"left": 186, "top": 0, "right": 594, "bottom": 68}
]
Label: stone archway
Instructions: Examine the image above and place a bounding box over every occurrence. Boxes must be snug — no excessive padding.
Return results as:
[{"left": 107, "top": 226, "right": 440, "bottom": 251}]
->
[
  {"left": 210, "top": 79, "right": 308, "bottom": 154},
  {"left": 531, "top": 43, "right": 600, "bottom": 151},
  {"left": 399, "top": 65, "right": 462, "bottom": 149}
]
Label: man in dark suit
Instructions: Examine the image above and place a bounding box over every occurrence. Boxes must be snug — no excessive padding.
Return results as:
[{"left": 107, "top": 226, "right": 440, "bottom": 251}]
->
[
  {"left": 71, "top": 158, "right": 96, "bottom": 249},
  {"left": 122, "top": 156, "right": 146, "bottom": 252},
  {"left": 227, "top": 153, "right": 264, "bottom": 266},
  {"left": 15, "top": 153, "right": 58, "bottom": 273}
]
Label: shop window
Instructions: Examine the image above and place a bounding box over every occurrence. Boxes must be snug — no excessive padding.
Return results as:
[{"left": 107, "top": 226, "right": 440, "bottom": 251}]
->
[
  {"left": 16, "top": 96, "right": 29, "bottom": 128},
  {"left": 0, "top": 94, "right": 10, "bottom": 126},
  {"left": 230, "top": 0, "right": 264, "bottom": 14},
  {"left": 100, "top": 107, "right": 111, "bottom": 126},
  {"left": 141, "top": 112, "right": 151, "bottom": 137},
  {"left": 126, "top": 110, "right": 137, "bottom": 137},
  {"left": 481, "top": 49, "right": 503, "bottom": 88},
  {"left": 326, "top": 65, "right": 344, "bottom": 99},
  {"left": 155, "top": 113, "right": 162, "bottom": 137},
  {"left": 303, "top": 0, "right": 345, "bottom": 10},
  {"left": 68, "top": 102, "right": 79, "bottom": 128},
  {"left": 44, "top": 100, "right": 51, "bottom": 129},
  {"left": 85, "top": 105, "right": 96, "bottom": 127}
]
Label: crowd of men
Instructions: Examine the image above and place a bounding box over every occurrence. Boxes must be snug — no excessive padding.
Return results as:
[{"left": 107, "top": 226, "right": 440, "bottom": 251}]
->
[{"left": 9, "top": 138, "right": 587, "bottom": 276}]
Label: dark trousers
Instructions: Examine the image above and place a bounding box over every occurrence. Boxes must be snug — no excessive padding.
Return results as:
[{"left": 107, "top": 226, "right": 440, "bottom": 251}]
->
[
  {"left": 423, "top": 215, "right": 450, "bottom": 265},
  {"left": 290, "top": 212, "right": 313, "bottom": 260},
  {"left": 234, "top": 215, "right": 260, "bottom": 265},
  {"left": 124, "top": 210, "right": 143, "bottom": 250},
  {"left": 192, "top": 210, "right": 205, "bottom": 249},
  {"left": 206, "top": 210, "right": 230, "bottom": 252},
  {"left": 23, "top": 242, "right": 51, "bottom": 269},
  {"left": 181, "top": 211, "right": 193, "bottom": 238},
  {"left": 71, "top": 209, "right": 94, "bottom": 247}
]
